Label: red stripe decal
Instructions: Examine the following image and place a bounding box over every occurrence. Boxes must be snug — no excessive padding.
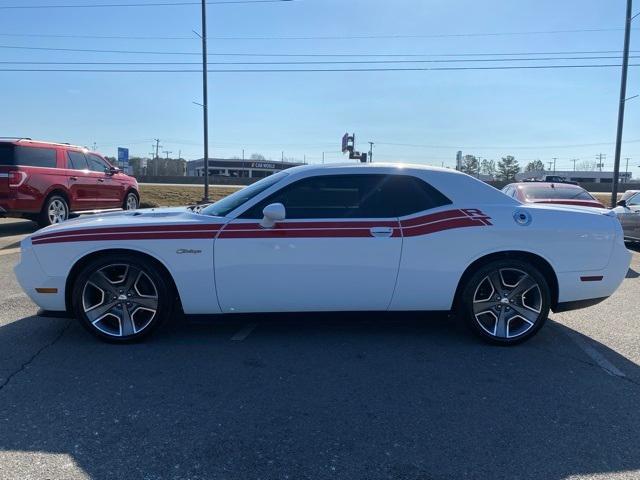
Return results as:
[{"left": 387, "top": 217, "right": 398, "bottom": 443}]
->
[
  {"left": 402, "top": 217, "right": 487, "bottom": 237},
  {"left": 32, "top": 223, "right": 221, "bottom": 242},
  {"left": 32, "top": 231, "right": 217, "bottom": 245},
  {"left": 31, "top": 209, "right": 491, "bottom": 244}
]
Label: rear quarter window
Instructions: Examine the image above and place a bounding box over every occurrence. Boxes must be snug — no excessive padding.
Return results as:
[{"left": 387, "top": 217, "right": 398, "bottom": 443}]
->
[{"left": 0, "top": 144, "right": 57, "bottom": 168}]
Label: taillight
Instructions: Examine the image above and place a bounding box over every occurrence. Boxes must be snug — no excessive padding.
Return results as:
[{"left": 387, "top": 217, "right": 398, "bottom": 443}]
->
[{"left": 8, "top": 170, "right": 27, "bottom": 188}]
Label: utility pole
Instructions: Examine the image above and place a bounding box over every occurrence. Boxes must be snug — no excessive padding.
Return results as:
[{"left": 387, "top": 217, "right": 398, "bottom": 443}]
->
[
  {"left": 596, "top": 153, "right": 606, "bottom": 172},
  {"left": 178, "top": 149, "right": 181, "bottom": 160},
  {"left": 201, "top": 0, "right": 210, "bottom": 201},
  {"left": 547, "top": 161, "right": 554, "bottom": 171},
  {"left": 612, "top": 0, "right": 634, "bottom": 207},
  {"left": 154, "top": 139, "right": 162, "bottom": 176},
  {"left": 281, "top": 151, "right": 284, "bottom": 162},
  {"left": 572, "top": 158, "right": 578, "bottom": 171},
  {"left": 163, "top": 150, "right": 172, "bottom": 160},
  {"left": 625, "top": 157, "right": 631, "bottom": 182},
  {"left": 92, "top": 142, "right": 97, "bottom": 151},
  {"left": 552, "top": 157, "right": 557, "bottom": 173},
  {"left": 368, "top": 142, "right": 374, "bottom": 163}
]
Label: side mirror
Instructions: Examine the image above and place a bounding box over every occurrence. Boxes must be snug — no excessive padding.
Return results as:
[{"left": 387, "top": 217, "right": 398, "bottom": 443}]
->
[
  {"left": 107, "top": 166, "right": 120, "bottom": 175},
  {"left": 617, "top": 199, "right": 627, "bottom": 208},
  {"left": 260, "top": 203, "right": 286, "bottom": 228}
]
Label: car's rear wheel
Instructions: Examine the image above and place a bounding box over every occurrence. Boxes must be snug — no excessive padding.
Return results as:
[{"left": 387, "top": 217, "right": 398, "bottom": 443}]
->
[
  {"left": 123, "top": 191, "right": 139, "bottom": 211},
  {"left": 39, "top": 195, "right": 69, "bottom": 227},
  {"left": 460, "top": 259, "right": 551, "bottom": 345},
  {"left": 71, "top": 254, "right": 171, "bottom": 342}
]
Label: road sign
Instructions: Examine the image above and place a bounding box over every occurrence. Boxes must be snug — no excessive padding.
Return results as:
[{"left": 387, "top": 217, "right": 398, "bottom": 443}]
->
[{"left": 117, "top": 147, "right": 129, "bottom": 173}]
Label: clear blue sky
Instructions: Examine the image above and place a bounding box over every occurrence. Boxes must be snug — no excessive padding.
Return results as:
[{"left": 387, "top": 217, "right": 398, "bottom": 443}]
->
[{"left": 0, "top": 0, "right": 638, "bottom": 176}]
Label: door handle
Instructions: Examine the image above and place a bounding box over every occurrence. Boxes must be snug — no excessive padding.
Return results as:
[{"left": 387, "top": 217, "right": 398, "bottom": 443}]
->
[
  {"left": 97, "top": 178, "right": 105, "bottom": 183},
  {"left": 369, "top": 226, "right": 394, "bottom": 238},
  {"left": 70, "top": 176, "right": 78, "bottom": 181}
]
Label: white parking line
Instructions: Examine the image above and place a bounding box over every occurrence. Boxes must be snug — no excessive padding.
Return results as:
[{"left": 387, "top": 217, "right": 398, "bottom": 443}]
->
[
  {"left": 563, "top": 330, "right": 626, "bottom": 378},
  {"left": 231, "top": 323, "right": 257, "bottom": 341}
]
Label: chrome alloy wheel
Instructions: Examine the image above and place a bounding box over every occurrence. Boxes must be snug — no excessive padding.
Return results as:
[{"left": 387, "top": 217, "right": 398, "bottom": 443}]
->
[
  {"left": 125, "top": 194, "right": 138, "bottom": 210},
  {"left": 82, "top": 263, "right": 158, "bottom": 337},
  {"left": 472, "top": 268, "right": 543, "bottom": 339},
  {"left": 48, "top": 199, "right": 68, "bottom": 224}
]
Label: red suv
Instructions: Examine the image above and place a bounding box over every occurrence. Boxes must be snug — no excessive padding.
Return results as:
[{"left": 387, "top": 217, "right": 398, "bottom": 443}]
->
[{"left": 0, "top": 138, "right": 139, "bottom": 227}]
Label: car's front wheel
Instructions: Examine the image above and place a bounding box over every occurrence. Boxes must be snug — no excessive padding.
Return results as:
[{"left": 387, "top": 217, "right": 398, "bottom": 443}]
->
[
  {"left": 71, "top": 253, "right": 171, "bottom": 342},
  {"left": 123, "top": 191, "right": 139, "bottom": 210},
  {"left": 460, "top": 259, "right": 551, "bottom": 345}
]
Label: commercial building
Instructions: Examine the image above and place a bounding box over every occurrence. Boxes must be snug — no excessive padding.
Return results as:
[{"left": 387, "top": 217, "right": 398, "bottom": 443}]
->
[
  {"left": 186, "top": 158, "right": 303, "bottom": 178},
  {"left": 515, "top": 170, "right": 633, "bottom": 184}
]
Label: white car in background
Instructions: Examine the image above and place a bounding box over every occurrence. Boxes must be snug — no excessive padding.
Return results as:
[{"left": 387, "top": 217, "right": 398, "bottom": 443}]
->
[{"left": 15, "top": 163, "right": 630, "bottom": 345}]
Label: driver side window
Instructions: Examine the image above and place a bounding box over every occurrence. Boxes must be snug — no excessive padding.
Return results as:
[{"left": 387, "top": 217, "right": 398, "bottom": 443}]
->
[
  {"left": 239, "top": 174, "right": 451, "bottom": 219},
  {"left": 87, "top": 154, "right": 108, "bottom": 173}
]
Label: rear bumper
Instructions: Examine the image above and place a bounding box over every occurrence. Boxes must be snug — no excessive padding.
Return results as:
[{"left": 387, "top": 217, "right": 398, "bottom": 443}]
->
[
  {"left": 553, "top": 297, "right": 608, "bottom": 313},
  {"left": 554, "top": 241, "right": 631, "bottom": 309}
]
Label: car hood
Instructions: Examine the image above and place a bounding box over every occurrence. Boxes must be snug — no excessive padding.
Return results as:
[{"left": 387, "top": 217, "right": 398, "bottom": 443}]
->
[{"left": 30, "top": 207, "right": 228, "bottom": 238}]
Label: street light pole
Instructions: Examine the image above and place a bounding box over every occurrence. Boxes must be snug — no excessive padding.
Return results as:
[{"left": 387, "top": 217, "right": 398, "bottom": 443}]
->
[
  {"left": 611, "top": 0, "right": 634, "bottom": 207},
  {"left": 201, "top": 0, "right": 210, "bottom": 202}
]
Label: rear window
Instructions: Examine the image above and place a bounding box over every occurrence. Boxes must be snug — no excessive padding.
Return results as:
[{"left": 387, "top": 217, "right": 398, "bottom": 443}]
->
[
  {"left": 522, "top": 185, "right": 594, "bottom": 201},
  {"left": 0, "top": 144, "right": 57, "bottom": 168}
]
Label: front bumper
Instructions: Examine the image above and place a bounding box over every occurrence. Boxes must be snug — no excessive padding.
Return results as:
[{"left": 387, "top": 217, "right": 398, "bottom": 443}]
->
[{"left": 14, "top": 238, "right": 67, "bottom": 312}]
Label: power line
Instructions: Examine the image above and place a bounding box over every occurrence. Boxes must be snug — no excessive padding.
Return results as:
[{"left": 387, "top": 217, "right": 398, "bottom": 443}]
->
[
  {"left": 1, "top": 64, "right": 639, "bottom": 73},
  {"left": 1, "top": 56, "right": 637, "bottom": 66},
  {"left": 0, "top": 44, "right": 638, "bottom": 57},
  {"left": 0, "top": 27, "right": 637, "bottom": 41},
  {"left": 375, "top": 139, "right": 640, "bottom": 150},
  {"left": 0, "top": 0, "right": 294, "bottom": 9}
]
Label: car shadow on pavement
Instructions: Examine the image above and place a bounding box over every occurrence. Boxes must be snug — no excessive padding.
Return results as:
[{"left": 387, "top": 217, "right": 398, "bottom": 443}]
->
[{"left": 0, "top": 311, "right": 639, "bottom": 480}]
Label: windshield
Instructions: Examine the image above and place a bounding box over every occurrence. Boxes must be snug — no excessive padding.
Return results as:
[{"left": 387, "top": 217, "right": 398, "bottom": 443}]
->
[
  {"left": 523, "top": 185, "right": 594, "bottom": 201},
  {"left": 201, "top": 171, "right": 288, "bottom": 217}
]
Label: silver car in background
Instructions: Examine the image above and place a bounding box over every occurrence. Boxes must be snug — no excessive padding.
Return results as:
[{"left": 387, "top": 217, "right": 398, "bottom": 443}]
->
[{"left": 613, "top": 190, "right": 640, "bottom": 243}]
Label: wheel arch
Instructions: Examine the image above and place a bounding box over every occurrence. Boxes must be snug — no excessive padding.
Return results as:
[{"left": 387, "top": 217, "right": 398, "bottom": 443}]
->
[
  {"left": 452, "top": 250, "right": 559, "bottom": 311},
  {"left": 42, "top": 188, "right": 70, "bottom": 210},
  {"left": 65, "top": 248, "right": 182, "bottom": 313},
  {"left": 122, "top": 187, "right": 140, "bottom": 209}
]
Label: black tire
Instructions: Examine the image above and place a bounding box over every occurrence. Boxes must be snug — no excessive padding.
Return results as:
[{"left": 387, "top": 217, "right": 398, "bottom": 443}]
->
[
  {"left": 459, "top": 259, "right": 551, "bottom": 345},
  {"left": 123, "top": 191, "right": 139, "bottom": 211},
  {"left": 71, "top": 253, "right": 172, "bottom": 343},
  {"left": 38, "top": 194, "right": 69, "bottom": 228}
]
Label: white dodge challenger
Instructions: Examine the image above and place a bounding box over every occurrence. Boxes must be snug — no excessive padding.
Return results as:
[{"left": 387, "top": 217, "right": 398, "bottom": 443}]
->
[{"left": 14, "top": 163, "right": 631, "bottom": 345}]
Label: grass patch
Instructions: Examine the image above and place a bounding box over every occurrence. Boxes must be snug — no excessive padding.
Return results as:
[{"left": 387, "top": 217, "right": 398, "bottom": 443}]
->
[
  {"left": 591, "top": 192, "right": 622, "bottom": 208},
  {"left": 139, "top": 185, "right": 240, "bottom": 208}
]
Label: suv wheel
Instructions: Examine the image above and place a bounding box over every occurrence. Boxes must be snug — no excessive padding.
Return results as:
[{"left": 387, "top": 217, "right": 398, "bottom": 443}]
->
[
  {"left": 124, "top": 192, "right": 139, "bottom": 210},
  {"left": 71, "top": 253, "right": 171, "bottom": 342},
  {"left": 459, "top": 259, "right": 551, "bottom": 345},
  {"left": 39, "top": 195, "right": 69, "bottom": 227}
]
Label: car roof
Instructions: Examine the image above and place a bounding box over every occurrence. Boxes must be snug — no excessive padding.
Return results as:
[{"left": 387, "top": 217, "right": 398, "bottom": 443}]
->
[
  {"left": 2, "top": 138, "right": 89, "bottom": 151},
  {"left": 283, "top": 162, "right": 466, "bottom": 176},
  {"left": 512, "top": 182, "right": 583, "bottom": 190}
]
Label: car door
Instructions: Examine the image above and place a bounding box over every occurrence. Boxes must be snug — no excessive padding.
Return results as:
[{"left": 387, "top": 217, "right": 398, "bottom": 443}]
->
[
  {"left": 620, "top": 192, "right": 640, "bottom": 240},
  {"left": 214, "top": 174, "right": 403, "bottom": 313},
  {"left": 65, "top": 150, "right": 101, "bottom": 210},
  {"left": 86, "top": 153, "right": 122, "bottom": 208}
]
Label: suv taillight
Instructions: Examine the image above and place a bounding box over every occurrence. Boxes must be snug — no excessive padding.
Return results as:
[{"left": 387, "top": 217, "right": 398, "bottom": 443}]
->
[{"left": 8, "top": 170, "right": 27, "bottom": 188}]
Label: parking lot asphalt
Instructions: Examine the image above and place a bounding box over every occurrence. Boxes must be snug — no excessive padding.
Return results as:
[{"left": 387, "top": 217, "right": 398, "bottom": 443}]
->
[{"left": 0, "top": 218, "right": 639, "bottom": 480}]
